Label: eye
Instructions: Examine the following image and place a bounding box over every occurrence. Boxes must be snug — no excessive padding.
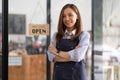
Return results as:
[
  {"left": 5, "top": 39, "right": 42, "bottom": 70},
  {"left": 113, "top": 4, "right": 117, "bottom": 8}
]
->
[{"left": 69, "top": 14, "right": 73, "bottom": 17}]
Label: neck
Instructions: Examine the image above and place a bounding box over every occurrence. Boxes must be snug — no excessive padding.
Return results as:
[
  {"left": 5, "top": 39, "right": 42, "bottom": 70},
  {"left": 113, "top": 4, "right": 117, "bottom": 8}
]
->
[{"left": 67, "top": 27, "right": 74, "bottom": 33}]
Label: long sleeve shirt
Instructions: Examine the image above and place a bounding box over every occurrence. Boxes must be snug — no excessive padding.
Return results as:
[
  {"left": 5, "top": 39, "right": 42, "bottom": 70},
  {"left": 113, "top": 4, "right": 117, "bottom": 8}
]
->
[{"left": 47, "top": 31, "right": 90, "bottom": 62}]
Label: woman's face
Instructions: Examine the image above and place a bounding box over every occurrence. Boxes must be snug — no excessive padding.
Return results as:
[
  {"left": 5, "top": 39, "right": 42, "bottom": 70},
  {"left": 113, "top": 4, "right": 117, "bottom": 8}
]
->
[{"left": 63, "top": 8, "right": 78, "bottom": 30}]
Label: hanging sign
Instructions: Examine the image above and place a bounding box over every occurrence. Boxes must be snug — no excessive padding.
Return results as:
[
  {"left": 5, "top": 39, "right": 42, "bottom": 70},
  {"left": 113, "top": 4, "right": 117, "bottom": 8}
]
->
[{"left": 29, "top": 24, "right": 49, "bottom": 35}]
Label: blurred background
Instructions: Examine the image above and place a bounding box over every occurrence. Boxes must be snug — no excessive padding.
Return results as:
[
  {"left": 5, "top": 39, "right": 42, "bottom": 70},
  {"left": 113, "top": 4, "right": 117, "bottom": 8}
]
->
[{"left": 0, "top": 0, "right": 120, "bottom": 80}]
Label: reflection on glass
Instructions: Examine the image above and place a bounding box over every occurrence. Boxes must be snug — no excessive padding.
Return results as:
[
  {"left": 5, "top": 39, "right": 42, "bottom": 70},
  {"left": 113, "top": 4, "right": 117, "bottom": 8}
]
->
[
  {"left": 26, "top": 35, "right": 47, "bottom": 54},
  {"left": 102, "top": 0, "right": 120, "bottom": 80},
  {"left": 93, "top": 0, "right": 120, "bottom": 80},
  {"left": 8, "top": 0, "right": 47, "bottom": 80}
]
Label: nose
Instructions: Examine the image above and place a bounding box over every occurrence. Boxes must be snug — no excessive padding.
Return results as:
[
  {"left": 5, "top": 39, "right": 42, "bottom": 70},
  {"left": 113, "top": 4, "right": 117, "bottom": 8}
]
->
[{"left": 64, "top": 16, "right": 69, "bottom": 21}]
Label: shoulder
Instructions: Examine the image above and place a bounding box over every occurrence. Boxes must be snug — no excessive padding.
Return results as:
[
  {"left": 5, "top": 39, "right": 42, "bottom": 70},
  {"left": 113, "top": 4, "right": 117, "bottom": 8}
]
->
[
  {"left": 51, "top": 32, "right": 57, "bottom": 41},
  {"left": 78, "top": 31, "right": 90, "bottom": 40},
  {"left": 52, "top": 32, "right": 57, "bottom": 38},
  {"left": 80, "top": 31, "right": 90, "bottom": 38},
  {"left": 51, "top": 32, "right": 58, "bottom": 45},
  {"left": 53, "top": 32, "right": 57, "bottom": 36},
  {"left": 78, "top": 31, "right": 90, "bottom": 45}
]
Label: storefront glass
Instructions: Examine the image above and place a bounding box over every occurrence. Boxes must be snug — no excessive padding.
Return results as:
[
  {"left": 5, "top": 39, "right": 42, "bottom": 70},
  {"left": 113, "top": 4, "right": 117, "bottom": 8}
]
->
[
  {"left": 8, "top": 0, "right": 47, "bottom": 80},
  {"left": 93, "top": 0, "right": 120, "bottom": 80},
  {"left": 102, "top": 0, "right": 120, "bottom": 80},
  {"left": 1, "top": 0, "right": 120, "bottom": 80}
]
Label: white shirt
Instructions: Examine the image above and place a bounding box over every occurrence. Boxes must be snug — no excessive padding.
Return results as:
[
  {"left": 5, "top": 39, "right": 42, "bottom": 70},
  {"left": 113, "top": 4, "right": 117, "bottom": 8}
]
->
[
  {"left": 47, "top": 31, "right": 90, "bottom": 62},
  {"left": 63, "top": 29, "right": 76, "bottom": 39}
]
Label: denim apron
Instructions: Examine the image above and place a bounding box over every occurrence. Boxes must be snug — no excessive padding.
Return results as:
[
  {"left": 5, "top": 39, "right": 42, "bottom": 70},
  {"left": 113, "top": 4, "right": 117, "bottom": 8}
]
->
[{"left": 53, "top": 38, "right": 86, "bottom": 80}]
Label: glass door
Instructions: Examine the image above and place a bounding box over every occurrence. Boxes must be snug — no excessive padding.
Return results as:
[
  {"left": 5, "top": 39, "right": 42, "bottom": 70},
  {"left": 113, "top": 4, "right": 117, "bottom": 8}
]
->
[{"left": 8, "top": 0, "right": 48, "bottom": 80}]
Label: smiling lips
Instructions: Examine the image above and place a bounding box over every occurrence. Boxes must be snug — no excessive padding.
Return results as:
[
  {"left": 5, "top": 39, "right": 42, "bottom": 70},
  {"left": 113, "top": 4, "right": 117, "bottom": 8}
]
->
[{"left": 65, "top": 21, "right": 72, "bottom": 25}]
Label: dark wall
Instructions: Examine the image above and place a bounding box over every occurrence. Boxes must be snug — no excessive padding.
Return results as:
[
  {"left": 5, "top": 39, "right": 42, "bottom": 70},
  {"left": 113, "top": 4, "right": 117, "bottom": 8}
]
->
[{"left": 0, "top": 14, "right": 26, "bottom": 34}]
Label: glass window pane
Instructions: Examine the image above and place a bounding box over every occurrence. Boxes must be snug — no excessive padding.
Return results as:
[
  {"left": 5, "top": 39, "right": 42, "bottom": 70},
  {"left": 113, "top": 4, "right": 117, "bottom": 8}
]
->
[
  {"left": 8, "top": 1, "right": 47, "bottom": 80},
  {"left": 94, "top": 0, "right": 120, "bottom": 80},
  {"left": 102, "top": 0, "right": 120, "bottom": 80}
]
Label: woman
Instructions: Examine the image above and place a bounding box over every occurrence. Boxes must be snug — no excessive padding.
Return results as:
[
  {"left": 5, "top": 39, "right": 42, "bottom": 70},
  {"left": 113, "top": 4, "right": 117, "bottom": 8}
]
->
[{"left": 47, "top": 4, "right": 90, "bottom": 80}]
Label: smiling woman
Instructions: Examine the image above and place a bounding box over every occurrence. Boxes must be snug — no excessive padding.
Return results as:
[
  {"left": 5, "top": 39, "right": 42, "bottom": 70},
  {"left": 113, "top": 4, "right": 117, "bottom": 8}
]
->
[
  {"left": 0, "top": 0, "right": 92, "bottom": 80},
  {"left": 47, "top": 4, "right": 90, "bottom": 80},
  {"left": 62, "top": 8, "right": 78, "bottom": 30}
]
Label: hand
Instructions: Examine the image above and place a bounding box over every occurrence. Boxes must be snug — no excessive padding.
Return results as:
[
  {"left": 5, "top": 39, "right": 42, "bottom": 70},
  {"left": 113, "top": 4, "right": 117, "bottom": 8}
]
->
[{"left": 48, "top": 44, "right": 57, "bottom": 54}]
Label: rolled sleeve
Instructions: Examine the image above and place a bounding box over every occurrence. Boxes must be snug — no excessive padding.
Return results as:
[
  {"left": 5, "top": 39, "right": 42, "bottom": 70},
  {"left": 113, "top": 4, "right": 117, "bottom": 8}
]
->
[
  {"left": 47, "top": 32, "right": 57, "bottom": 62},
  {"left": 47, "top": 51, "right": 56, "bottom": 62},
  {"left": 68, "top": 31, "right": 90, "bottom": 62}
]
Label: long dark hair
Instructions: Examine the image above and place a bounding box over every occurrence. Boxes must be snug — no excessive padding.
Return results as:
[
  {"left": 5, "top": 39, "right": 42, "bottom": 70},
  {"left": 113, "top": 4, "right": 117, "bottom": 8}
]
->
[{"left": 56, "top": 4, "right": 83, "bottom": 43}]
